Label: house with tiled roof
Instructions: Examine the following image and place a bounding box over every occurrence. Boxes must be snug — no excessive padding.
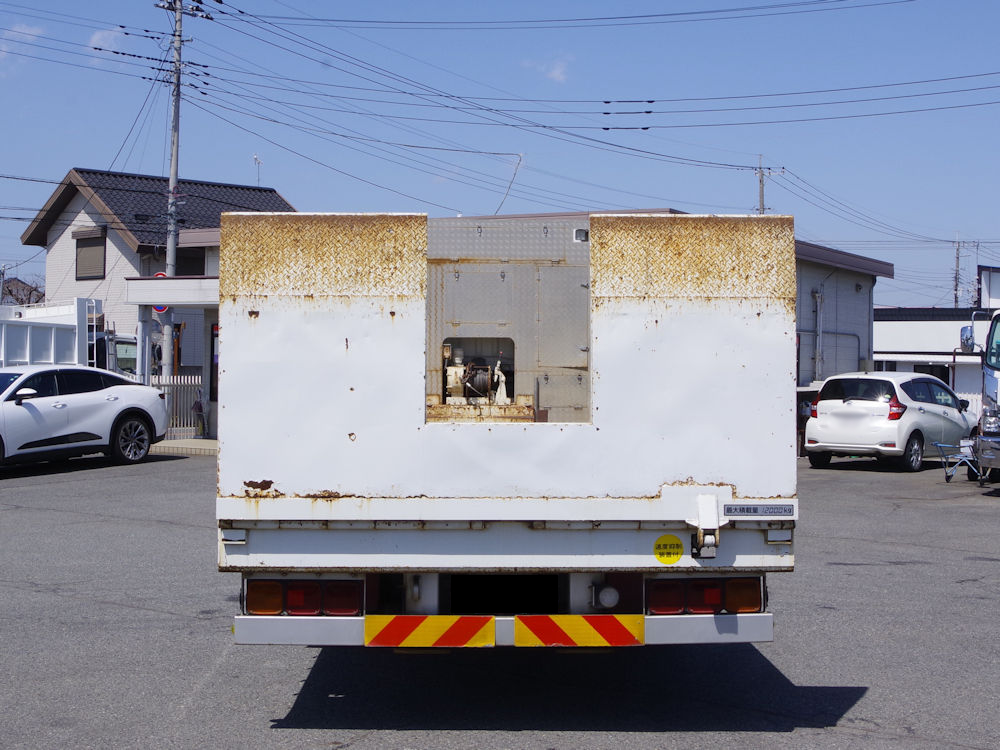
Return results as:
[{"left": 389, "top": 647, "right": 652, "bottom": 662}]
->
[{"left": 20, "top": 168, "right": 295, "bottom": 436}]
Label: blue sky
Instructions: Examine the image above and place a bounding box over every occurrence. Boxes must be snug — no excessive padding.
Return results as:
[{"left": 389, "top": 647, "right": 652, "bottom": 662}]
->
[{"left": 1, "top": 0, "right": 997, "bottom": 306}]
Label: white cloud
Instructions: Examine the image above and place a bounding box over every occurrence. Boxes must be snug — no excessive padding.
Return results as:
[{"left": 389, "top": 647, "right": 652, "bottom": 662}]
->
[
  {"left": 522, "top": 54, "right": 574, "bottom": 84},
  {"left": 89, "top": 29, "right": 124, "bottom": 52},
  {"left": 0, "top": 24, "right": 43, "bottom": 66}
]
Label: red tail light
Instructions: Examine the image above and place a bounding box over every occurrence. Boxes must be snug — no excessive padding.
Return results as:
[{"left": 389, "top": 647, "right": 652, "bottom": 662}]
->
[
  {"left": 286, "top": 581, "right": 322, "bottom": 616},
  {"left": 810, "top": 396, "right": 818, "bottom": 419},
  {"left": 323, "top": 580, "right": 364, "bottom": 616},
  {"left": 687, "top": 581, "right": 725, "bottom": 614},
  {"left": 646, "top": 580, "right": 685, "bottom": 614},
  {"left": 887, "top": 396, "right": 906, "bottom": 421}
]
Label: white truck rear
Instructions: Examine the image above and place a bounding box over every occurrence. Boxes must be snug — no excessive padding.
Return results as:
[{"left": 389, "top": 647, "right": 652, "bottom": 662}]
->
[
  {"left": 0, "top": 297, "right": 137, "bottom": 375},
  {"left": 217, "top": 212, "right": 797, "bottom": 648}
]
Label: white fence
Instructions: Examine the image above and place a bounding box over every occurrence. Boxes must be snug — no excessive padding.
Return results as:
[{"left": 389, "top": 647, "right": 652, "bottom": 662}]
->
[{"left": 152, "top": 374, "right": 206, "bottom": 438}]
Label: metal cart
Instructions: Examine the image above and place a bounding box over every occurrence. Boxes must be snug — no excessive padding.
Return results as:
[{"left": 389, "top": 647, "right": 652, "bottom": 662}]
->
[{"left": 932, "top": 440, "right": 980, "bottom": 484}]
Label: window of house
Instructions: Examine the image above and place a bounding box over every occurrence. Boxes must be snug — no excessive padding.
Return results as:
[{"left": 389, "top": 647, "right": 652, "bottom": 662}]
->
[
  {"left": 73, "top": 227, "right": 106, "bottom": 280},
  {"left": 177, "top": 247, "right": 206, "bottom": 276}
]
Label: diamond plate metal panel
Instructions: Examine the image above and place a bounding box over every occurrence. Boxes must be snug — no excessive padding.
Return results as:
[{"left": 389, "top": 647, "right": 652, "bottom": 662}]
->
[
  {"left": 221, "top": 213, "right": 427, "bottom": 298},
  {"left": 538, "top": 266, "right": 589, "bottom": 368},
  {"left": 590, "top": 214, "right": 795, "bottom": 300},
  {"left": 428, "top": 218, "right": 589, "bottom": 263},
  {"left": 538, "top": 374, "right": 590, "bottom": 422},
  {"left": 446, "top": 267, "right": 512, "bottom": 325}
]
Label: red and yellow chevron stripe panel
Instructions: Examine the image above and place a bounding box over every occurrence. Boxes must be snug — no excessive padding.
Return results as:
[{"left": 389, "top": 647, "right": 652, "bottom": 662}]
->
[
  {"left": 364, "top": 615, "right": 494, "bottom": 647},
  {"left": 514, "top": 615, "right": 644, "bottom": 647}
]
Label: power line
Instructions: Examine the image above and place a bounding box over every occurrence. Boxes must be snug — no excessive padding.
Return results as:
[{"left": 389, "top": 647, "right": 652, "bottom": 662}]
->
[
  {"left": 185, "top": 100, "right": 465, "bottom": 213},
  {"left": 208, "top": 5, "right": 757, "bottom": 170},
  {"left": 244, "top": 0, "right": 913, "bottom": 30}
]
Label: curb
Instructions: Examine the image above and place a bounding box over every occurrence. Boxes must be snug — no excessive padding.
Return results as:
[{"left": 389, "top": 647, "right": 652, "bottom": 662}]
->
[{"left": 151, "top": 440, "right": 218, "bottom": 457}]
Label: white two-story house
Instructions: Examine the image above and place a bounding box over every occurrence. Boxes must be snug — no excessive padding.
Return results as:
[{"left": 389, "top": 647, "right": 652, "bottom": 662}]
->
[{"left": 20, "top": 168, "right": 295, "bottom": 436}]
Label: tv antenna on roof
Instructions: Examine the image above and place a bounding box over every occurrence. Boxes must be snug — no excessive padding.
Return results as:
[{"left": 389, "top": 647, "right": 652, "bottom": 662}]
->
[{"left": 253, "top": 154, "right": 263, "bottom": 186}]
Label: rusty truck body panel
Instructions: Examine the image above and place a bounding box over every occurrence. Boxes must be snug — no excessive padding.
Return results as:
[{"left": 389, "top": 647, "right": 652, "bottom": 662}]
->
[{"left": 217, "top": 212, "right": 797, "bottom": 648}]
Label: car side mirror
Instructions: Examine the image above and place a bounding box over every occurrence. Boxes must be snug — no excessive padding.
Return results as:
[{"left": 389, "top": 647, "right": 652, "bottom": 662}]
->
[
  {"left": 14, "top": 387, "right": 38, "bottom": 406},
  {"left": 959, "top": 399, "right": 970, "bottom": 412}
]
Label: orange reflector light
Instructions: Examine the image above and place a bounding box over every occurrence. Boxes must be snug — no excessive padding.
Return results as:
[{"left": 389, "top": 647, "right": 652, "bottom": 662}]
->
[
  {"left": 646, "top": 580, "right": 685, "bottom": 614},
  {"left": 286, "top": 581, "right": 322, "bottom": 616},
  {"left": 323, "top": 580, "right": 363, "bottom": 616},
  {"left": 686, "top": 581, "right": 725, "bottom": 614},
  {"left": 725, "top": 578, "right": 763, "bottom": 613},
  {"left": 245, "top": 580, "right": 283, "bottom": 615}
]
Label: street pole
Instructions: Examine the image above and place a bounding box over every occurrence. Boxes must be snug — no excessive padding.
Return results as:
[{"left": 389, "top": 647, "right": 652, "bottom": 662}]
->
[
  {"left": 161, "top": 0, "right": 183, "bottom": 379},
  {"left": 758, "top": 155, "right": 765, "bottom": 215},
  {"left": 954, "top": 237, "right": 961, "bottom": 309}
]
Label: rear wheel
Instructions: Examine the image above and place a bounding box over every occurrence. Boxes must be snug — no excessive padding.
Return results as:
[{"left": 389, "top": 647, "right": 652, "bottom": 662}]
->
[
  {"left": 110, "top": 415, "right": 152, "bottom": 464},
  {"left": 899, "top": 434, "right": 924, "bottom": 472},
  {"left": 808, "top": 452, "right": 831, "bottom": 468}
]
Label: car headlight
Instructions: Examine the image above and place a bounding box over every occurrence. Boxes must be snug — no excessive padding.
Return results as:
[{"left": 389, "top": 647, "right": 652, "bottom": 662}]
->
[{"left": 982, "top": 408, "right": 1000, "bottom": 436}]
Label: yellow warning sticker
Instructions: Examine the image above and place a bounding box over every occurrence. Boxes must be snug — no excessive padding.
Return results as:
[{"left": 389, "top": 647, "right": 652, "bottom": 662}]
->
[{"left": 654, "top": 534, "right": 684, "bottom": 565}]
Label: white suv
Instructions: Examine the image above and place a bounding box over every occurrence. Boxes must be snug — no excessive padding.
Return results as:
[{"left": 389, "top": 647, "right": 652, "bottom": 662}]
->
[
  {"left": 804, "top": 372, "right": 973, "bottom": 471},
  {"left": 0, "top": 364, "right": 168, "bottom": 466}
]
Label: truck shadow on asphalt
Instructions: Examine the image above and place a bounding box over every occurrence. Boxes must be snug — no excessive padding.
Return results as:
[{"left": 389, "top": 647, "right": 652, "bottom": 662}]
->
[{"left": 272, "top": 644, "right": 866, "bottom": 732}]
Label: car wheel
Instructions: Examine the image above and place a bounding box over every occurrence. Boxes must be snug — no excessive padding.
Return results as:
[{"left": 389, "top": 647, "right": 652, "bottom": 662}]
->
[
  {"left": 899, "top": 434, "right": 923, "bottom": 472},
  {"left": 111, "top": 415, "right": 152, "bottom": 464},
  {"left": 808, "top": 452, "right": 831, "bottom": 468}
]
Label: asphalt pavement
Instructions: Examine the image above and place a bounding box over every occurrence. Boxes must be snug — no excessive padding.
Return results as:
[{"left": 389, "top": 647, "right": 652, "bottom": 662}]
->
[{"left": 0, "top": 454, "right": 997, "bottom": 750}]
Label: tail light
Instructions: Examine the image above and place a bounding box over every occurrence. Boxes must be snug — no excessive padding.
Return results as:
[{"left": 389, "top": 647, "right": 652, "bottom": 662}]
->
[
  {"left": 646, "top": 580, "right": 685, "bottom": 614},
  {"left": 245, "top": 580, "right": 283, "bottom": 615},
  {"left": 244, "top": 579, "right": 363, "bottom": 616},
  {"left": 323, "top": 580, "right": 364, "bottom": 616},
  {"left": 646, "top": 578, "right": 763, "bottom": 615},
  {"left": 810, "top": 396, "right": 819, "bottom": 419},
  {"left": 286, "top": 581, "right": 322, "bottom": 616},
  {"left": 887, "top": 396, "right": 906, "bottom": 421},
  {"left": 687, "top": 581, "right": 725, "bottom": 614},
  {"left": 725, "top": 578, "right": 763, "bottom": 613}
]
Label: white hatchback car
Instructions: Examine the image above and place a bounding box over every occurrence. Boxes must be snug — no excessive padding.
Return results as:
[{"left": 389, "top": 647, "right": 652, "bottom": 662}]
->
[
  {"left": 0, "top": 364, "right": 168, "bottom": 466},
  {"left": 804, "top": 372, "right": 974, "bottom": 471}
]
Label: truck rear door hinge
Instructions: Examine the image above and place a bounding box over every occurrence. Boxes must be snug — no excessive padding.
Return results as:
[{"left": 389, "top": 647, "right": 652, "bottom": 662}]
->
[{"left": 688, "top": 493, "right": 720, "bottom": 559}]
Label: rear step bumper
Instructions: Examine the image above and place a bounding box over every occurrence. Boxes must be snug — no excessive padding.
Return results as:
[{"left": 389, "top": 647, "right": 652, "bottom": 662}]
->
[{"left": 233, "top": 612, "right": 773, "bottom": 646}]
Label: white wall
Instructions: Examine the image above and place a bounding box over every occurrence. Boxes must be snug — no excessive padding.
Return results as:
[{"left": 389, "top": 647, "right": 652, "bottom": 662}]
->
[
  {"left": 44, "top": 193, "right": 142, "bottom": 338},
  {"left": 874, "top": 316, "right": 988, "bottom": 418},
  {"left": 874, "top": 318, "right": 988, "bottom": 354},
  {"left": 796, "top": 260, "right": 874, "bottom": 385}
]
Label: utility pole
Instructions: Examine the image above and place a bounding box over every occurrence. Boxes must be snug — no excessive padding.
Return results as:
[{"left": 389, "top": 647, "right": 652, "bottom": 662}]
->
[
  {"left": 154, "top": 0, "right": 212, "bottom": 378},
  {"left": 954, "top": 236, "right": 961, "bottom": 309},
  {"left": 161, "top": 0, "right": 182, "bottom": 379},
  {"left": 758, "top": 155, "right": 765, "bottom": 215},
  {"left": 754, "top": 155, "right": 784, "bottom": 215}
]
